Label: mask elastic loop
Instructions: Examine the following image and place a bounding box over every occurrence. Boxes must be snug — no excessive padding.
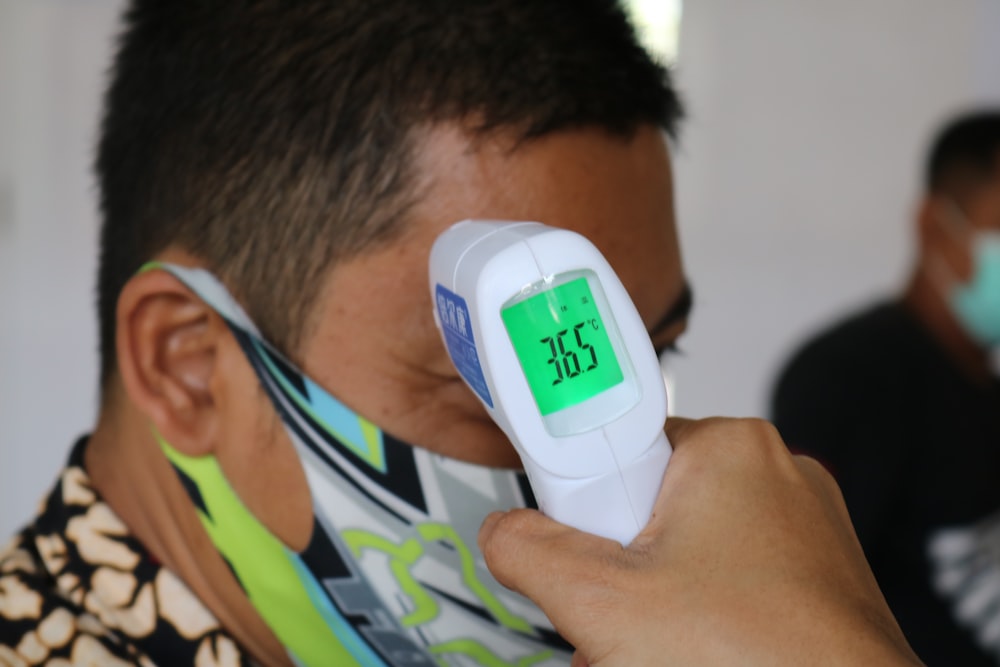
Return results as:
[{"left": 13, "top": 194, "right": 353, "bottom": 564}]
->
[
  {"left": 142, "top": 262, "right": 263, "bottom": 337},
  {"left": 926, "top": 198, "right": 974, "bottom": 289}
]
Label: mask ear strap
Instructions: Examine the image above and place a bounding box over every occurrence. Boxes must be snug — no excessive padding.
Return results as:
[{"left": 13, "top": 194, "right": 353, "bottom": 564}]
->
[
  {"left": 141, "top": 261, "right": 319, "bottom": 401},
  {"left": 139, "top": 261, "right": 263, "bottom": 337},
  {"left": 925, "top": 198, "right": 974, "bottom": 291},
  {"left": 936, "top": 198, "right": 972, "bottom": 245}
]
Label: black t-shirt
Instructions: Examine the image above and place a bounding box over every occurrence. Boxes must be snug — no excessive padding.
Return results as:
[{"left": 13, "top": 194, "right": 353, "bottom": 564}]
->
[{"left": 772, "top": 301, "right": 1000, "bottom": 666}]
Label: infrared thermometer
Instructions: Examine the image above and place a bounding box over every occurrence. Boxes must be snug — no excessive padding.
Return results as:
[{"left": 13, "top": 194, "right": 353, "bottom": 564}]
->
[{"left": 429, "top": 220, "right": 672, "bottom": 545}]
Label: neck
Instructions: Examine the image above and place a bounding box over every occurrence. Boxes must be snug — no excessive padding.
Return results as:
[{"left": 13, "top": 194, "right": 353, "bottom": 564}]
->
[
  {"left": 903, "top": 263, "right": 992, "bottom": 384},
  {"left": 85, "top": 385, "right": 292, "bottom": 667}
]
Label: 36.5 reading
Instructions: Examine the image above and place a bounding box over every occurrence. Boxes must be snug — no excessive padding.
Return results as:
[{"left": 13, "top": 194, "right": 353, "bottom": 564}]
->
[{"left": 541, "top": 319, "right": 601, "bottom": 385}]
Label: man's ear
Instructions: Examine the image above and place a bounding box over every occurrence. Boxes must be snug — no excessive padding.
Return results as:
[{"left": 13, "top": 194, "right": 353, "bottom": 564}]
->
[
  {"left": 917, "top": 195, "right": 958, "bottom": 256},
  {"left": 916, "top": 196, "right": 941, "bottom": 250},
  {"left": 115, "top": 267, "right": 225, "bottom": 457}
]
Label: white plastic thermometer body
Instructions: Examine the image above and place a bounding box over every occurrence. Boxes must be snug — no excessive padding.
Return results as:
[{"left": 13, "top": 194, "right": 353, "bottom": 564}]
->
[{"left": 429, "top": 220, "right": 672, "bottom": 546}]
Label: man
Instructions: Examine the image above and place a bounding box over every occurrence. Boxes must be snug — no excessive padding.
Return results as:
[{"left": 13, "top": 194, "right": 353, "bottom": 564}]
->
[
  {"left": 0, "top": 1, "right": 917, "bottom": 666},
  {"left": 772, "top": 111, "right": 1000, "bottom": 666}
]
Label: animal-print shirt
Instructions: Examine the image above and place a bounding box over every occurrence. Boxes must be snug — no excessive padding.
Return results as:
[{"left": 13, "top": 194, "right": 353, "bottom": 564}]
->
[{"left": 0, "top": 439, "right": 254, "bottom": 666}]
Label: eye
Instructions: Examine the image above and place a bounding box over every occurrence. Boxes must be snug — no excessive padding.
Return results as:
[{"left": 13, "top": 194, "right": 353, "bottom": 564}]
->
[{"left": 654, "top": 341, "right": 684, "bottom": 364}]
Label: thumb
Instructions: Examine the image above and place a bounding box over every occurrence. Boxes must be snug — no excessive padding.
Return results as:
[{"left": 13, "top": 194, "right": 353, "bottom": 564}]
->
[{"left": 478, "top": 509, "right": 624, "bottom": 645}]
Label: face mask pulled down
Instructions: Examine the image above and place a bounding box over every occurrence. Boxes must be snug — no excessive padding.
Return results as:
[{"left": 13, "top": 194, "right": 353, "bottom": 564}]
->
[{"left": 145, "top": 263, "right": 573, "bottom": 667}]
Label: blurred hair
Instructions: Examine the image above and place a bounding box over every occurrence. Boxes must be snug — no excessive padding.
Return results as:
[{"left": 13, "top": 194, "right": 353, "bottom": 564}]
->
[
  {"left": 926, "top": 110, "right": 1000, "bottom": 196},
  {"left": 95, "top": 0, "right": 683, "bottom": 386}
]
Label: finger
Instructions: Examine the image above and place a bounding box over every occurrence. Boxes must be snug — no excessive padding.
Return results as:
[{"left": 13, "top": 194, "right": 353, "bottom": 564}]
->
[
  {"left": 792, "top": 454, "right": 869, "bottom": 556},
  {"left": 663, "top": 417, "right": 798, "bottom": 478},
  {"left": 662, "top": 416, "right": 696, "bottom": 449},
  {"left": 478, "top": 508, "right": 619, "bottom": 604},
  {"left": 792, "top": 454, "right": 840, "bottom": 497}
]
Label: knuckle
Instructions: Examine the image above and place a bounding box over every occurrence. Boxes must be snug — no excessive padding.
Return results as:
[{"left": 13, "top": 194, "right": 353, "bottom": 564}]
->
[
  {"left": 704, "top": 417, "right": 785, "bottom": 456},
  {"left": 738, "top": 417, "right": 782, "bottom": 441},
  {"left": 794, "top": 454, "right": 840, "bottom": 491}
]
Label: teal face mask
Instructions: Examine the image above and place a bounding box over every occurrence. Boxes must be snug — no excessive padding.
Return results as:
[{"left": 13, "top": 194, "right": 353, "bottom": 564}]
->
[
  {"left": 141, "top": 263, "right": 571, "bottom": 667},
  {"left": 949, "top": 231, "right": 1000, "bottom": 348}
]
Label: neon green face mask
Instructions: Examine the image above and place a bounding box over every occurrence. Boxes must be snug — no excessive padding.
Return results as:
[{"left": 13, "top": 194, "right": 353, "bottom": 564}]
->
[{"left": 144, "top": 263, "right": 572, "bottom": 667}]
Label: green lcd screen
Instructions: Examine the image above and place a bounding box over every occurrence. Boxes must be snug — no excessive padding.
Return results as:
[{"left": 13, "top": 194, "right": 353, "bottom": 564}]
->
[{"left": 501, "top": 277, "right": 624, "bottom": 415}]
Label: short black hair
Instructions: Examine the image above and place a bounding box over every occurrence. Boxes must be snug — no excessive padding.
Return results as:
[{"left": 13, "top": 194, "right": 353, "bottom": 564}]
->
[
  {"left": 95, "top": 0, "right": 684, "bottom": 386},
  {"left": 926, "top": 110, "right": 1000, "bottom": 195}
]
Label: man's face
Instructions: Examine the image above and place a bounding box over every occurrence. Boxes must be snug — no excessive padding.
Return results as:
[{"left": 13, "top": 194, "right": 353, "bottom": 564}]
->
[
  {"left": 929, "top": 174, "right": 1000, "bottom": 284},
  {"left": 297, "top": 123, "right": 688, "bottom": 467}
]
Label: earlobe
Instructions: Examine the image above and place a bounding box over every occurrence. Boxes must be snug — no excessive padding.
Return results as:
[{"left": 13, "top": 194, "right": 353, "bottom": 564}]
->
[{"left": 116, "top": 267, "right": 224, "bottom": 457}]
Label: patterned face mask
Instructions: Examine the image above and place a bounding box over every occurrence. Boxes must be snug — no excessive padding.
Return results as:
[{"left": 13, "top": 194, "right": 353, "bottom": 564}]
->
[{"left": 143, "top": 263, "right": 572, "bottom": 667}]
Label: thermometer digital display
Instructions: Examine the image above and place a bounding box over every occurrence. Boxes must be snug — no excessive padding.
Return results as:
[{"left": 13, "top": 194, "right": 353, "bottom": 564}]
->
[
  {"left": 430, "top": 220, "right": 672, "bottom": 545},
  {"left": 501, "top": 275, "right": 624, "bottom": 415}
]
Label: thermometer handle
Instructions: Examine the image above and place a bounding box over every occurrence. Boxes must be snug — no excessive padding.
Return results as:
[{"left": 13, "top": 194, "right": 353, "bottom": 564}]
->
[{"left": 524, "top": 431, "right": 671, "bottom": 546}]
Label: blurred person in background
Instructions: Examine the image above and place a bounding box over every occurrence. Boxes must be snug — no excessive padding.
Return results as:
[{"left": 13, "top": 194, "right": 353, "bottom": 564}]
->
[{"left": 772, "top": 110, "right": 1000, "bottom": 666}]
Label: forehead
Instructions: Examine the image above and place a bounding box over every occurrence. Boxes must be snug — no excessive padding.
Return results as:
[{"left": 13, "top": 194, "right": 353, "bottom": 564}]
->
[{"left": 409, "top": 124, "right": 684, "bottom": 327}]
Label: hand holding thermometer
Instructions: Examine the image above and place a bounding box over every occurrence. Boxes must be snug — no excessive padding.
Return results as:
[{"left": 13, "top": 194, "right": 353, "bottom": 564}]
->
[{"left": 429, "top": 220, "right": 672, "bottom": 546}]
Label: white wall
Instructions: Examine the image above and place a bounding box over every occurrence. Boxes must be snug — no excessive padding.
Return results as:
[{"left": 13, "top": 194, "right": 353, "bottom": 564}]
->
[
  {"left": 0, "top": 0, "right": 121, "bottom": 539},
  {"left": 669, "top": 0, "right": 1000, "bottom": 418},
  {"left": 1, "top": 1, "right": 999, "bottom": 540}
]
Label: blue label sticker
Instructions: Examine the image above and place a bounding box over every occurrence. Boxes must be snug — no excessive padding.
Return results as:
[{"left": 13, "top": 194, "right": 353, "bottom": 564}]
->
[{"left": 435, "top": 284, "right": 494, "bottom": 408}]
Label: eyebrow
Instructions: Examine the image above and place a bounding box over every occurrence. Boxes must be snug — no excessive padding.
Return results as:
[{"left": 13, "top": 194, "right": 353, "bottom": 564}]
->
[{"left": 649, "top": 282, "right": 693, "bottom": 338}]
